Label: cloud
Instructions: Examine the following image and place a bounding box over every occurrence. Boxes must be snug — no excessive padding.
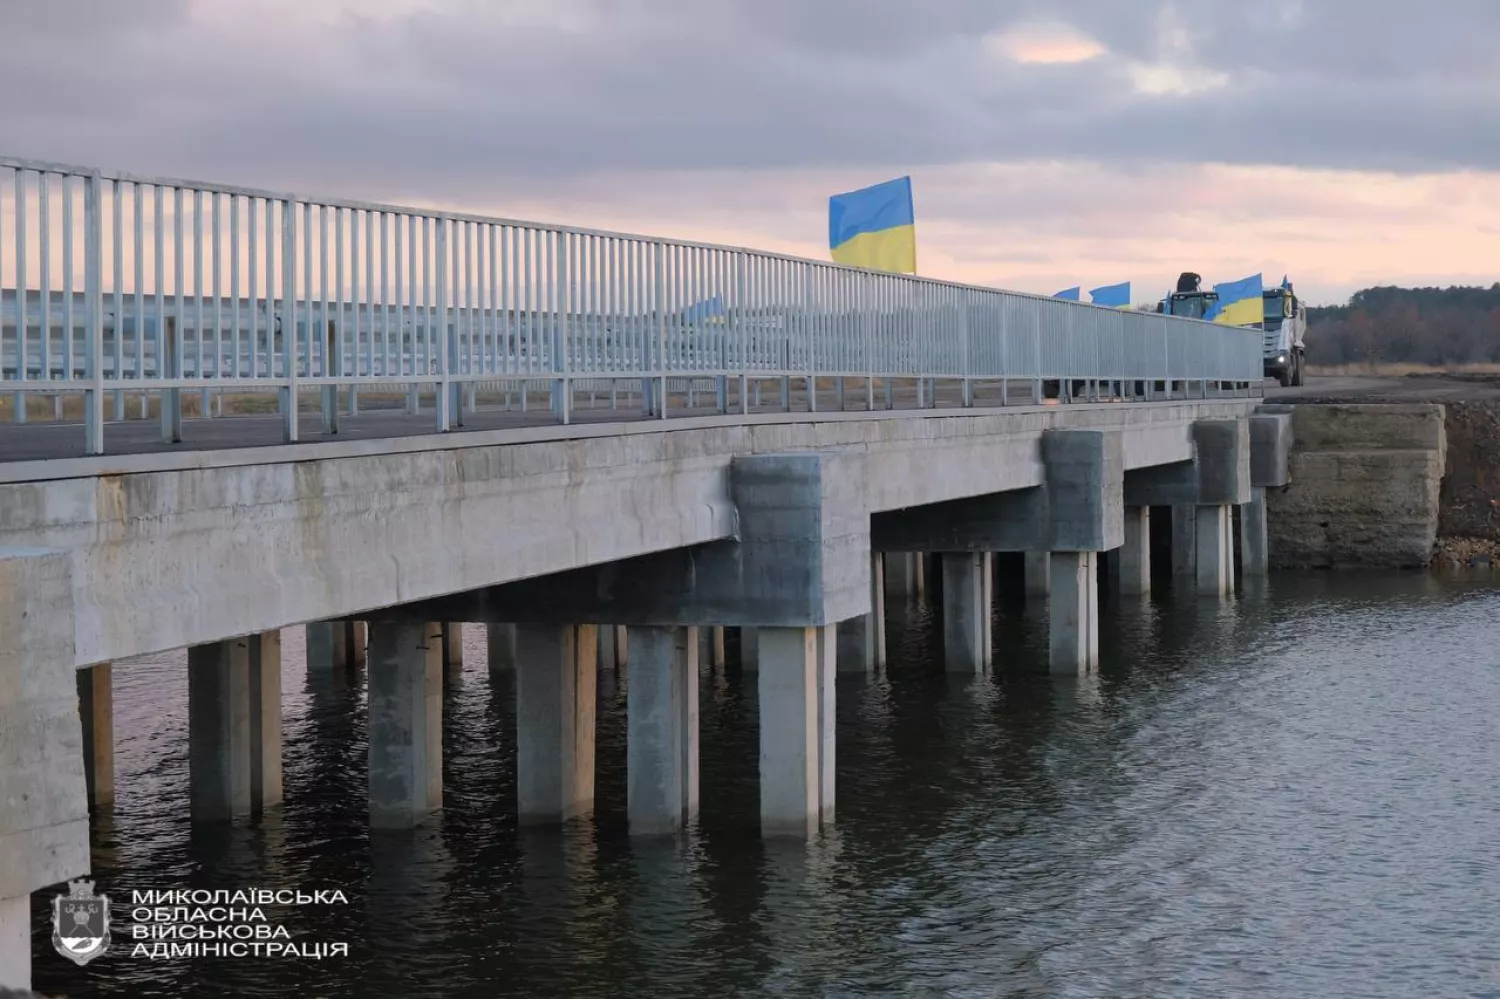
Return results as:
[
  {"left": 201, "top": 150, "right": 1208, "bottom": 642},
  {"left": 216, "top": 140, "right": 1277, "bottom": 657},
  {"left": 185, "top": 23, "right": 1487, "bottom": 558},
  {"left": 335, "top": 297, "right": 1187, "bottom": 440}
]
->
[{"left": 0, "top": 0, "right": 1497, "bottom": 306}]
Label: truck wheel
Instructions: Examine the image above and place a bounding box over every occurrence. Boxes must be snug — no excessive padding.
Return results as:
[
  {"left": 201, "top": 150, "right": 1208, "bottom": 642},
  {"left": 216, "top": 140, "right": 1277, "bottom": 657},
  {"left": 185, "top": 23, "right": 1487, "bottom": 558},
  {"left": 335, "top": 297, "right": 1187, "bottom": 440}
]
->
[
  {"left": 1277, "top": 366, "right": 1292, "bottom": 388},
  {"left": 1292, "top": 353, "right": 1305, "bottom": 386}
]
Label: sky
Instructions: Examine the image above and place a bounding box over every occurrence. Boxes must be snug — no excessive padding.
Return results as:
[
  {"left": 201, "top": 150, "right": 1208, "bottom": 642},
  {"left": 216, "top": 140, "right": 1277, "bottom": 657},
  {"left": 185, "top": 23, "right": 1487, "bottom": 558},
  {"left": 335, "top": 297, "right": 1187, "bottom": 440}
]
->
[{"left": 2, "top": 0, "right": 1498, "bottom": 306}]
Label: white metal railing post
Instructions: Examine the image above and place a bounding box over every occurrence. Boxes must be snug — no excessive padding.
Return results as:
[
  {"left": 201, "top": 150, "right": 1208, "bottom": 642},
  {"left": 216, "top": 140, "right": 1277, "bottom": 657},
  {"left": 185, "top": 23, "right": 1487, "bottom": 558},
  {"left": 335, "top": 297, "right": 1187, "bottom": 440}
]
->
[
  {"left": 654, "top": 242, "right": 667, "bottom": 418},
  {"left": 83, "top": 170, "right": 105, "bottom": 454},
  {"left": 552, "top": 230, "right": 571, "bottom": 424},
  {"left": 735, "top": 251, "right": 748, "bottom": 414},
  {"left": 279, "top": 197, "right": 299, "bottom": 442},
  {"left": 960, "top": 290, "right": 972, "bottom": 407},
  {"left": 435, "top": 215, "right": 452, "bottom": 432}
]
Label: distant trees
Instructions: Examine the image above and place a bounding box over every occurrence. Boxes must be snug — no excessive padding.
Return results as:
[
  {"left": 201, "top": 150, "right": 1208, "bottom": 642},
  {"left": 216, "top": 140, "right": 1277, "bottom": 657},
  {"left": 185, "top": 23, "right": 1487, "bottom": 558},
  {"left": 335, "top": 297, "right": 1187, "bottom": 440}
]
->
[{"left": 1306, "top": 284, "right": 1500, "bottom": 366}]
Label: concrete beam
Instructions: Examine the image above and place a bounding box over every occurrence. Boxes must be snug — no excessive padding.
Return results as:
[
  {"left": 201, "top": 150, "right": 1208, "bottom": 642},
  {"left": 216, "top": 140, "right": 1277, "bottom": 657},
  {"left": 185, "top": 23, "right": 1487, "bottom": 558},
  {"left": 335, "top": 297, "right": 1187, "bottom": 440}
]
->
[
  {"left": 1125, "top": 417, "right": 1251, "bottom": 508},
  {"left": 394, "top": 452, "right": 870, "bottom": 629},
  {"left": 872, "top": 488, "right": 1044, "bottom": 553},
  {"left": 0, "top": 549, "right": 89, "bottom": 992}
]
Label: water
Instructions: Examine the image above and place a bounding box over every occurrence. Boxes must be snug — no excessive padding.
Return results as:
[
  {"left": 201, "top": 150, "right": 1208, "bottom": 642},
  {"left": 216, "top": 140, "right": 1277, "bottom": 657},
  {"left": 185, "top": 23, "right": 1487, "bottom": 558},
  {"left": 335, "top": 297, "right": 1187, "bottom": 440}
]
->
[{"left": 32, "top": 572, "right": 1500, "bottom": 998}]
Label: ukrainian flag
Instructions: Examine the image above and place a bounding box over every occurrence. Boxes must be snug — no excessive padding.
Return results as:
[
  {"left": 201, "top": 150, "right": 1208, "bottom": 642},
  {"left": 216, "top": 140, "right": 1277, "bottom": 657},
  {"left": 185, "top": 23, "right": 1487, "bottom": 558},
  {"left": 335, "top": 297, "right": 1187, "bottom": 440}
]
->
[
  {"left": 1089, "top": 281, "right": 1130, "bottom": 308},
  {"left": 1208, "top": 273, "right": 1264, "bottom": 326},
  {"left": 829, "top": 176, "right": 916, "bottom": 274},
  {"left": 1053, "top": 287, "right": 1081, "bottom": 301}
]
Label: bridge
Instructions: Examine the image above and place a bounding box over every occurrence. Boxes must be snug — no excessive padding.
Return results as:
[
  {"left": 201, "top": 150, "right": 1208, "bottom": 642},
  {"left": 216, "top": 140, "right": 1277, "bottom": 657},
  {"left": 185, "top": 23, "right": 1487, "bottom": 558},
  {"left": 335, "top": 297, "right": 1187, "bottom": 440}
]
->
[{"left": 0, "top": 155, "right": 1290, "bottom": 990}]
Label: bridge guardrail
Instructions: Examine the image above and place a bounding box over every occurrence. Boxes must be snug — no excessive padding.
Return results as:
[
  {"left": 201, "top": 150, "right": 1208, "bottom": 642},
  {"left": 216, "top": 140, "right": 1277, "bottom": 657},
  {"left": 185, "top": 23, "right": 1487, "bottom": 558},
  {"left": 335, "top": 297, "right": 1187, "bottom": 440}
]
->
[{"left": 0, "top": 155, "right": 1264, "bottom": 455}]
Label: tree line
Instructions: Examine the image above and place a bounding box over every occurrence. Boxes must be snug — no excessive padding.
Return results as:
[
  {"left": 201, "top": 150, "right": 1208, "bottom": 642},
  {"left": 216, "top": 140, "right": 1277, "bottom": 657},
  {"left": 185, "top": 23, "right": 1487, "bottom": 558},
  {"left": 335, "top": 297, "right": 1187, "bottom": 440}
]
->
[{"left": 1306, "top": 284, "right": 1500, "bottom": 366}]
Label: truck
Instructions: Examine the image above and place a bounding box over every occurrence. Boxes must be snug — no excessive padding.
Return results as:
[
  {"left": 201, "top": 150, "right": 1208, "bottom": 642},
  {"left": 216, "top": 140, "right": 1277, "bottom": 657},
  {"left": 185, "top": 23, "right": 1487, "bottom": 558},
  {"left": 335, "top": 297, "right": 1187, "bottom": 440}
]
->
[{"left": 1156, "top": 272, "right": 1307, "bottom": 386}]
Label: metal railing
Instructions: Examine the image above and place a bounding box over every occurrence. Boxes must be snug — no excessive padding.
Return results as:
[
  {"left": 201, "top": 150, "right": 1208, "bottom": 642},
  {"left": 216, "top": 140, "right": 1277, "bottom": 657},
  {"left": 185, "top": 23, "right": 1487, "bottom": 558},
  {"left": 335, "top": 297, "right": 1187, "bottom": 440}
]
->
[{"left": 0, "top": 155, "right": 1264, "bottom": 455}]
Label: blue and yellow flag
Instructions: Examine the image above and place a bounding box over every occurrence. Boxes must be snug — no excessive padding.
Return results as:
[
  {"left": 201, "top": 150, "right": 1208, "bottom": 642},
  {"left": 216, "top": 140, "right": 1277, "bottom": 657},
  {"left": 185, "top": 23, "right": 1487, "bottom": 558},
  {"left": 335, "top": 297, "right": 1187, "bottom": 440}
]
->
[
  {"left": 1089, "top": 281, "right": 1130, "bottom": 308},
  {"left": 829, "top": 177, "right": 916, "bottom": 274},
  {"left": 1207, "top": 273, "right": 1264, "bottom": 325},
  {"left": 1052, "top": 287, "right": 1081, "bottom": 301}
]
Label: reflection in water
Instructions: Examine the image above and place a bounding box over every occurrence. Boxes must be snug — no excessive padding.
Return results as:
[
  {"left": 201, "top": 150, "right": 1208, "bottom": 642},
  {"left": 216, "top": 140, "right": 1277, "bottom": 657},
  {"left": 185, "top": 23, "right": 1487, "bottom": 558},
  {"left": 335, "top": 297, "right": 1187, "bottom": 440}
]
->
[{"left": 33, "top": 573, "right": 1500, "bottom": 997}]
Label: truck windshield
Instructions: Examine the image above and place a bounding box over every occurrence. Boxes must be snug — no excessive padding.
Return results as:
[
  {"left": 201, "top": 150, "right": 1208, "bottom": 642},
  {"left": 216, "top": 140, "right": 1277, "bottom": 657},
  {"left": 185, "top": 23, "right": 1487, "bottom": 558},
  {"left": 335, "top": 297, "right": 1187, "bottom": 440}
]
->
[{"left": 1169, "top": 294, "right": 1214, "bottom": 320}]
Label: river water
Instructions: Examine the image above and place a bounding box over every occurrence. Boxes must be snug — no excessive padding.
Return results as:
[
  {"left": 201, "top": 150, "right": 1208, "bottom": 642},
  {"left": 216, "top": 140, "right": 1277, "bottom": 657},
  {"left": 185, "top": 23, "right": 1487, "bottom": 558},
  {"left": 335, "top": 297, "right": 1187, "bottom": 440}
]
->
[{"left": 32, "top": 571, "right": 1500, "bottom": 998}]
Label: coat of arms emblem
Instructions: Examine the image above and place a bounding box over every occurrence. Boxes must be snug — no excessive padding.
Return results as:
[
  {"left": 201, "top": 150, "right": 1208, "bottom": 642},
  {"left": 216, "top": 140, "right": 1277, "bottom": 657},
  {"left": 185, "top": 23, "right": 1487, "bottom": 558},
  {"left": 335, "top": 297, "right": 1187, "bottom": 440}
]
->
[{"left": 52, "top": 878, "right": 111, "bottom": 966}]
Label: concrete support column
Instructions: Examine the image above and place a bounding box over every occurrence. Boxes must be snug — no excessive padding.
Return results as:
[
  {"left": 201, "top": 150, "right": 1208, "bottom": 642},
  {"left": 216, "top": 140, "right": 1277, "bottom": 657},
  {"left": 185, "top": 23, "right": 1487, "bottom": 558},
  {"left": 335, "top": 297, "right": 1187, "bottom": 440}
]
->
[
  {"left": 740, "top": 626, "right": 760, "bottom": 672},
  {"left": 885, "top": 552, "right": 918, "bottom": 600},
  {"left": 0, "top": 897, "right": 28, "bottom": 991},
  {"left": 941, "top": 552, "right": 989, "bottom": 672},
  {"left": 757, "top": 627, "right": 827, "bottom": 837},
  {"left": 349, "top": 622, "right": 367, "bottom": 668},
  {"left": 711, "top": 626, "right": 726, "bottom": 669},
  {"left": 815, "top": 624, "right": 835, "bottom": 826},
  {"left": 248, "top": 632, "right": 283, "bottom": 814},
  {"left": 836, "top": 552, "right": 885, "bottom": 673},
  {"left": 189, "top": 634, "right": 281, "bottom": 823},
  {"left": 1116, "top": 506, "right": 1152, "bottom": 596},
  {"left": 0, "top": 549, "right": 89, "bottom": 992},
  {"left": 981, "top": 553, "right": 994, "bottom": 658},
  {"left": 516, "top": 624, "right": 597, "bottom": 824},
  {"left": 1024, "top": 551, "right": 1051, "bottom": 597},
  {"left": 441, "top": 622, "right": 465, "bottom": 679},
  {"left": 1172, "top": 504, "right": 1197, "bottom": 580},
  {"left": 626, "top": 626, "right": 699, "bottom": 835},
  {"left": 1049, "top": 551, "right": 1099, "bottom": 674},
  {"left": 1241, "top": 487, "right": 1269, "bottom": 577},
  {"left": 77, "top": 663, "right": 115, "bottom": 812},
  {"left": 306, "top": 620, "right": 350, "bottom": 673},
  {"left": 914, "top": 552, "right": 927, "bottom": 599},
  {"left": 487, "top": 623, "right": 517, "bottom": 673},
  {"left": 1195, "top": 505, "right": 1233, "bottom": 596},
  {"left": 367, "top": 621, "right": 443, "bottom": 828}
]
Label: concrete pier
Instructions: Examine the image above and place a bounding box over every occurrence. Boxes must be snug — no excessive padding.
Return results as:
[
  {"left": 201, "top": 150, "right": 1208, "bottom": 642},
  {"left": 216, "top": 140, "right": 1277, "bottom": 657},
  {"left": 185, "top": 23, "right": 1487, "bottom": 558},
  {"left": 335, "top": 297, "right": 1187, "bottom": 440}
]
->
[
  {"left": 1196, "top": 505, "right": 1233, "bottom": 596},
  {"left": 188, "top": 634, "right": 281, "bottom": 823},
  {"left": 1116, "top": 507, "right": 1151, "bottom": 596},
  {"left": 248, "top": 631, "right": 283, "bottom": 813},
  {"left": 307, "top": 620, "right": 364, "bottom": 672},
  {"left": 757, "top": 627, "right": 824, "bottom": 838},
  {"left": 441, "top": 622, "right": 465, "bottom": 679},
  {"left": 77, "top": 663, "right": 115, "bottom": 811},
  {"left": 836, "top": 553, "right": 885, "bottom": 673},
  {"left": 367, "top": 621, "right": 443, "bottom": 828},
  {"left": 1172, "top": 505, "right": 1197, "bottom": 580},
  {"left": 815, "top": 624, "right": 836, "bottom": 826},
  {"left": 0, "top": 550, "right": 89, "bottom": 992},
  {"left": 1024, "top": 552, "right": 1051, "bottom": 597},
  {"left": 626, "top": 626, "right": 699, "bottom": 834},
  {"left": 1241, "top": 487, "right": 1269, "bottom": 577},
  {"left": 516, "top": 624, "right": 598, "bottom": 824},
  {"left": 941, "top": 552, "right": 989, "bottom": 672},
  {"left": 886, "top": 552, "right": 919, "bottom": 600},
  {"left": 740, "top": 626, "right": 760, "bottom": 671},
  {"left": 488, "top": 622, "right": 517, "bottom": 672},
  {"left": 1050, "top": 551, "right": 1099, "bottom": 673}
]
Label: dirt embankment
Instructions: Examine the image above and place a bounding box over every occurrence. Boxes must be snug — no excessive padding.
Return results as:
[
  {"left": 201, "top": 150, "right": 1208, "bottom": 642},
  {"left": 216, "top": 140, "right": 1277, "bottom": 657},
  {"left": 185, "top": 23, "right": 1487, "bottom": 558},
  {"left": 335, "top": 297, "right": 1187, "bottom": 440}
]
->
[{"left": 1274, "top": 376, "right": 1500, "bottom": 564}]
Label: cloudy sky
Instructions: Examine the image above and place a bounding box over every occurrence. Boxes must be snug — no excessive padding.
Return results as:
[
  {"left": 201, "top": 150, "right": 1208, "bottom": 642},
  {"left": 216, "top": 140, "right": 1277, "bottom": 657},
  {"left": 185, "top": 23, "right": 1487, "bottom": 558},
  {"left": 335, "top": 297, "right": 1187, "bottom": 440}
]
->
[{"left": 3, "top": 0, "right": 1497, "bottom": 305}]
